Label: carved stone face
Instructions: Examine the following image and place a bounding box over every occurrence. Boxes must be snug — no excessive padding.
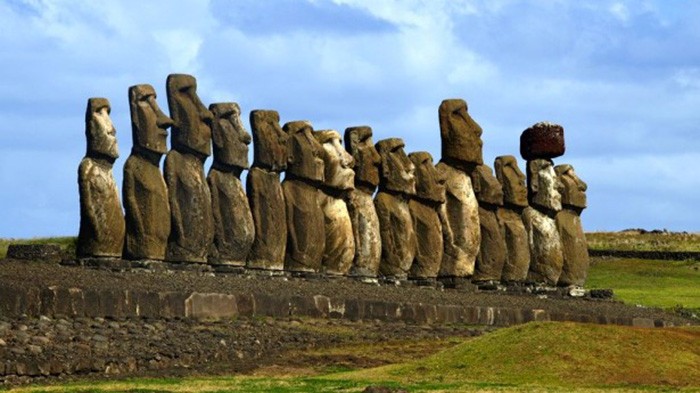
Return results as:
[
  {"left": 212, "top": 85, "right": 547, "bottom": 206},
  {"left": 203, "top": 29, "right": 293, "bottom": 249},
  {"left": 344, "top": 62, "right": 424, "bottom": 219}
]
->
[
  {"left": 129, "top": 84, "right": 173, "bottom": 155},
  {"left": 494, "top": 155, "right": 528, "bottom": 208},
  {"left": 376, "top": 138, "right": 416, "bottom": 195},
  {"left": 344, "top": 126, "right": 381, "bottom": 189},
  {"left": 86, "top": 97, "right": 119, "bottom": 160},
  {"left": 250, "top": 110, "right": 288, "bottom": 171},
  {"left": 284, "top": 121, "right": 324, "bottom": 182},
  {"left": 555, "top": 164, "right": 587, "bottom": 209},
  {"left": 409, "top": 151, "right": 445, "bottom": 203},
  {"left": 210, "top": 103, "right": 251, "bottom": 169},
  {"left": 166, "top": 74, "right": 213, "bottom": 157},
  {"left": 471, "top": 164, "right": 504, "bottom": 206},
  {"left": 315, "top": 130, "right": 355, "bottom": 191},
  {"left": 439, "top": 98, "right": 483, "bottom": 165},
  {"left": 528, "top": 159, "right": 563, "bottom": 212}
]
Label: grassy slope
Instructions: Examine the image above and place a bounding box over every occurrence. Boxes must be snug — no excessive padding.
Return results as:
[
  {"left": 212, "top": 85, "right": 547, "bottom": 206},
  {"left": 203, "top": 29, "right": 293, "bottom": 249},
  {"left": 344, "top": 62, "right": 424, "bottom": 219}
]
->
[
  {"left": 586, "top": 231, "right": 700, "bottom": 252},
  {"left": 587, "top": 258, "right": 700, "bottom": 309},
  {"left": 12, "top": 322, "right": 699, "bottom": 393},
  {"left": 336, "top": 322, "right": 700, "bottom": 390}
]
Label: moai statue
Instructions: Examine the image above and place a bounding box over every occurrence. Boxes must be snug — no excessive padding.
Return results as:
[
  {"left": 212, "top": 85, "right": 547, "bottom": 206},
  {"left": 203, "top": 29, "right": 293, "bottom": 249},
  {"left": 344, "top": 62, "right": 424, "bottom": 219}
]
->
[
  {"left": 494, "top": 155, "right": 531, "bottom": 283},
  {"left": 436, "top": 99, "right": 482, "bottom": 278},
  {"left": 375, "top": 138, "right": 417, "bottom": 279},
  {"left": 207, "top": 103, "right": 254, "bottom": 266},
  {"left": 555, "top": 164, "right": 589, "bottom": 287},
  {"left": 315, "top": 130, "right": 356, "bottom": 275},
  {"left": 123, "top": 85, "right": 173, "bottom": 261},
  {"left": 164, "top": 74, "right": 214, "bottom": 263},
  {"left": 282, "top": 121, "right": 325, "bottom": 273},
  {"left": 77, "top": 98, "right": 126, "bottom": 259},
  {"left": 471, "top": 164, "right": 507, "bottom": 283},
  {"left": 408, "top": 152, "right": 446, "bottom": 280},
  {"left": 521, "top": 122, "right": 566, "bottom": 285},
  {"left": 246, "top": 110, "right": 288, "bottom": 270},
  {"left": 344, "top": 126, "right": 382, "bottom": 277}
]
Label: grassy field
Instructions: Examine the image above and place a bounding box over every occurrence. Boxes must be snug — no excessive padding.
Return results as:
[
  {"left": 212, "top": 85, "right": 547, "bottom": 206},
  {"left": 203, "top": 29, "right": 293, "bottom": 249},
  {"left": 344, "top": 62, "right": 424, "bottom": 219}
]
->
[
  {"left": 587, "top": 257, "right": 700, "bottom": 310},
  {"left": 586, "top": 231, "right": 700, "bottom": 252},
  {"left": 7, "top": 322, "right": 699, "bottom": 393},
  {"left": 0, "top": 237, "right": 76, "bottom": 259}
]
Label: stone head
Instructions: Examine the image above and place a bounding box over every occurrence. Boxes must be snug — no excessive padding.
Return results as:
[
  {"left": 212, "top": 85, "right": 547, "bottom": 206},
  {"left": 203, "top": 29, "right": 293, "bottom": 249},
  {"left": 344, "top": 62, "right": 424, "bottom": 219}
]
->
[
  {"left": 408, "top": 151, "right": 445, "bottom": 204},
  {"left": 283, "top": 120, "right": 324, "bottom": 182},
  {"left": 471, "top": 164, "right": 504, "bottom": 206},
  {"left": 555, "top": 164, "right": 587, "bottom": 209},
  {"left": 527, "top": 159, "right": 563, "bottom": 212},
  {"left": 375, "top": 138, "right": 416, "bottom": 195},
  {"left": 85, "top": 97, "right": 119, "bottom": 160},
  {"left": 250, "top": 110, "right": 288, "bottom": 171},
  {"left": 315, "top": 130, "right": 355, "bottom": 191},
  {"left": 439, "top": 98, "right": 483, "bottom": 165},
  {"left": 344, "top": 126, "right": 381, "bottom": 190},
  {"left": 129, "top": 84, "right": 173, "bottom": 155},
  {"left": 494, "top": 155, "right": 528, "bottom": 208},
  {"left": 210, "top": 103, "right": 251, "bottom": 169},
  {"left": 166, "top": 74, "right": 213, "bottom": 157}
]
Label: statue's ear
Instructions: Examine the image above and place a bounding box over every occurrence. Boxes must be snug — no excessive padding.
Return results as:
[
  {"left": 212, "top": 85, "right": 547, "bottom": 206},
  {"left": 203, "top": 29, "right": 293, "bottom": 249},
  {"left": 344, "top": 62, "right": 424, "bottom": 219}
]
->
[{"left": 471, "top": 171, "right": 481, "bottom": 194}]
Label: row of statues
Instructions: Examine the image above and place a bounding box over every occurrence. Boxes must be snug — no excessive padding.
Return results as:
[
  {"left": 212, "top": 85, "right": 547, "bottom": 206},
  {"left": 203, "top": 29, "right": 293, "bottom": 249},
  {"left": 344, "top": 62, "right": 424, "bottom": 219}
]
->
[{"left": 78, "top": 74, "right": 589, "bottom": 287}]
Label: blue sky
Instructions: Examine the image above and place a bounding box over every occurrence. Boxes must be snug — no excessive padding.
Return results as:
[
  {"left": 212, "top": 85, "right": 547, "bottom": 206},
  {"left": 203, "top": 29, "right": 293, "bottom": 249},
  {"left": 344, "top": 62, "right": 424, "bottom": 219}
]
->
[{"left": 1, "top": 0, "right": 699, "bottom": 237}]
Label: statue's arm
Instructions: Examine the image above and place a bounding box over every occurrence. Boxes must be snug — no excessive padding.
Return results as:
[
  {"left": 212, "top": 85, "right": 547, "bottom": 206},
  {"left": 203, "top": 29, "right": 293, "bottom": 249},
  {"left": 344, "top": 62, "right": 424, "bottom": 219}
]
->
[
  {"left": 164, "top": 156, "right": 184, "bottom": 241},
  {"left": 123, "top": 167, "right": 145, "bottom": 237}
]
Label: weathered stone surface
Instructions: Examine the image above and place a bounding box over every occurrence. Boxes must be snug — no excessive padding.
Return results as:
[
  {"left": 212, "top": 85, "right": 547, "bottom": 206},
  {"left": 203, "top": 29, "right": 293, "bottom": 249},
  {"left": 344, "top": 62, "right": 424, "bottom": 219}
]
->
[
  {"left": 555, "top": 164, "right": 589, "bottom": 287},
  {"left": 246, "top": 168, "right": 286, "bottom": 270},
  {"left": 436, "top": 163, "right": 480, "bottom": 277},
  {"left": 471, "top": 165, "right": 506, "bottom": 282},
  {"left": 207, "top": 103, "right": 254, "bottom": 266},
  {"left": 164, "top": 74, "right": 214, "bottom": 263},
  {"left": 123, "top": 84, "right": 173, "bottom": 261},
  {"left": 315, "top": 130, "right": 355, "bottom": 275},
  {"left": 439, "top": 98, "right": 483, "bottom": 165},
  {"left": 408, "top": 152, "right": 445, "bottom": 279},
  {"left": 524, "top": 207, "right": 563, "bottom": 285},
  {"left": 520, "top": 121, "right": 565, "bottom": 160},
  {"left": 524, "top": 159, "right": 564, "bottom": 285},
  {"left": 78, "top": 98, "right": 125, "bottom": 259},
  {"left": 247, "top": 110, "right": 288, "bottom": 270},
  {"left": 283, "top": 121, "right": 325, "bottom": 272},
  {"left": 344, "top": 126, "right": 382, "bottom": 277},
  {"left": 497, "top": 208, "right": 530, "bottom": 282},
  {"left": 375, "top": 138, "right": 416, "bottom": 279},
  {"left": 527, "top": 159, "right": 563, "bottom": 212},
  {"left": 346, "top": 190, "right": 381, "bottom": 277},
  {"left": 494, "top": 156, "right": 530, "bottom": 282}
]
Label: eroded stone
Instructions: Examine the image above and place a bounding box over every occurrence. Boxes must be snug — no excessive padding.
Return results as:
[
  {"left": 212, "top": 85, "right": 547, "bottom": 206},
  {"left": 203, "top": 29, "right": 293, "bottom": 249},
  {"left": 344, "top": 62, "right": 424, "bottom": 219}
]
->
[
  {"left": 345, "top": 126, "right": 382, "bottom": 277},
  {"left": 408, "top": 152, "right": 445, "bottom": 279},
  {"left": 555, "top": 164, "right": 589, "bottom": 287},
  {"left": 123, "top": 84, "right": 173, "bottom": 261},
  {"left": 520, "top": 121, "right": 565, "bottom": 160},
  {"left": 375, "top": 138, "right": 416, "bottom": 279},
  {"left": 208, "top": 103, "right": 254, "bottom": 265},
  {"left": 315, "top": 130, "right": 355, "bottom": 275},
  {"left": 471, "top": 165, "right": 506, "bottom": 282},
  {"left": 78, "top": 98, "right": 125, "bottom": 259},
  {"left": 164, "top": 74, "right": 214, "bottom": 263},
  {"left": 247, "top": 110, "right": 288, "bottom": 270},
  {"left": 283, "top": 121, "right": 325, "bottom": 272}
]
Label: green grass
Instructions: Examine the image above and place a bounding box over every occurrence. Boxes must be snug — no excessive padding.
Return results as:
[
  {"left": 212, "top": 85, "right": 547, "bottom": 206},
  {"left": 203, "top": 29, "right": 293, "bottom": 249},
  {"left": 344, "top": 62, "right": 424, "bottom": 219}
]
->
[
  {"left": 586, "top": 231, "right": 700, "bottom": 252},
  {"left": 587, "top": 258, "right": 700, "bottom": 310},
  {"left": 0, "top": 237, "right": 77, "bottom": 259},
  {"left": 8, "top": 322, "right": 699, "bottom": 393},
  {"left": 336, "top": 322, "right": 700, "bottom": 391}
]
